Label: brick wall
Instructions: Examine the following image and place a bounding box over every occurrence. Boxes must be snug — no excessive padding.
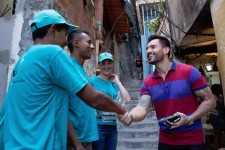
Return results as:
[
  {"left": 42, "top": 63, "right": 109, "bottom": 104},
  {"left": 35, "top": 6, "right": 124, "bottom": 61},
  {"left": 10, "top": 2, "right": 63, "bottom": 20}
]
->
[
  {"left": 56, "top": 0, "right": 97, "bottom": 76},
  {"left": 56, "top": 0, "right": 96, "bottom": 40}
]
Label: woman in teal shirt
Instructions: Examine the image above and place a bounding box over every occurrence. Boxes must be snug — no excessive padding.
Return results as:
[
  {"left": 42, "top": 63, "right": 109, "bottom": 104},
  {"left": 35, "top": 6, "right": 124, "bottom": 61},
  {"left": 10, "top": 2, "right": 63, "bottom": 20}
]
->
[{"left": 90, "top": 52, "right": 131, "bottom": 150}]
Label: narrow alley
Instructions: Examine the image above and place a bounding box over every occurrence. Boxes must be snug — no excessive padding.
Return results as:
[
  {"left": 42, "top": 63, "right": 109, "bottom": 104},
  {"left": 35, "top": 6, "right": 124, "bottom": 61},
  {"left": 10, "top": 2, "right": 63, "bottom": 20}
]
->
[{"left": 0, "top": 0, "right": 225, "bottom": 150}]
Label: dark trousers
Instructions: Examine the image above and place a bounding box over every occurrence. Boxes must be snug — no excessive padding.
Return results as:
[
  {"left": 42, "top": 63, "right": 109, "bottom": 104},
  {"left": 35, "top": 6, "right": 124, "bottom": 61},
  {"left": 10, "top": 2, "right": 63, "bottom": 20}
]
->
[
  {"left": 158, "top": 142, "right": 206, "bottom": 150},
  {"left": 92, "top": 125, "right": 117, "bottom": 150}
]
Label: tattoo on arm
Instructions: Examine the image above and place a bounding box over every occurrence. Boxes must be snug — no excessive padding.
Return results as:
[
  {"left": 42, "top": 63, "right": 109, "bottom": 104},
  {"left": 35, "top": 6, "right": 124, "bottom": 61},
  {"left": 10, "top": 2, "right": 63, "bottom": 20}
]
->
[
  {"left": 195, "top": 87, "right": 213, "bottom": 102},
  {"left": 192, "top": 87, "right": 215, "bottom": 121},
  {"left": 138, "top": 95, "right": 151, "bottom": 108}
]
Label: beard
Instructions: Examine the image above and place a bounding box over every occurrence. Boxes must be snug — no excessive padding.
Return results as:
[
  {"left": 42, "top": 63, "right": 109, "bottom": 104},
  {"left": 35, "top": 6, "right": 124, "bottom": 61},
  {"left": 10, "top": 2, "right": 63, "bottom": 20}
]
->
[
  {"left": 147, "top": 52, "right": 164, "bottom": 65},
  {"left": 81, "top": 51, "right": 92, "bottom": 60}
]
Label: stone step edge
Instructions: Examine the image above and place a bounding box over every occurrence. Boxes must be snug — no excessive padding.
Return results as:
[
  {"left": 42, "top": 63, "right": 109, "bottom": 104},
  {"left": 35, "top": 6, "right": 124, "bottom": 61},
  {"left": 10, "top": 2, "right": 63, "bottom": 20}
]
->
[{"left": 118, "top": 137, "right": 159, "bottom": 142}]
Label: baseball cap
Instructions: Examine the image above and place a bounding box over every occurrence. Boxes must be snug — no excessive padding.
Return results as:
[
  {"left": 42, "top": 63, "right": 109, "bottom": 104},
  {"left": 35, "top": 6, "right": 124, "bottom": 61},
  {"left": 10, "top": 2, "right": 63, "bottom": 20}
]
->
[
  {"left": 98, "top": 52, "right": 113, "bottom": 62},
  {"left": 31, "top": 9, "right": 78, "bottom": 33}
]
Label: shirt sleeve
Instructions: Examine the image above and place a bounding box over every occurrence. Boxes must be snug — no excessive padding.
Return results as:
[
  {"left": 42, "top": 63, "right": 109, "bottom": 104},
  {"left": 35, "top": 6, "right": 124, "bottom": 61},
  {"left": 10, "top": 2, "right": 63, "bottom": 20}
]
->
[
  {"left": 140, "top": 79, "right": 151, "bottom": 96},
  {"left": 189, "top": 67, "right": 208, "bottom": 91},
  {"left": 88, "top": 76, "right": 95, "bottom": 87},
  {"left": 50, "top": 50, "right": 88, "bottom": 94}
]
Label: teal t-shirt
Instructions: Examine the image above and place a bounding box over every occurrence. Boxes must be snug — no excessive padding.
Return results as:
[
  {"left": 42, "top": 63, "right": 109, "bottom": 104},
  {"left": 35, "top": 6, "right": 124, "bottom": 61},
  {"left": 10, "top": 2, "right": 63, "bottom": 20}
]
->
[
  {"left": 2, "top": 44, "right": 88, "bottom": 150},
  {"left": 69, "top": 58, "right": 98, "bottom": 143},
  {"left": 89, "top": 76, "right": 119, "bottom": 126}
]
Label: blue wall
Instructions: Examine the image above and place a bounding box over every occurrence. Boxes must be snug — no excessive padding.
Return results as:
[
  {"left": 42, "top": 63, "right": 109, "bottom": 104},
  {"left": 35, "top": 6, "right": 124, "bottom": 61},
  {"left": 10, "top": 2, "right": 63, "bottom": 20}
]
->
[{"left": 141, "top": 5, "right": 157, "bottom": 78}]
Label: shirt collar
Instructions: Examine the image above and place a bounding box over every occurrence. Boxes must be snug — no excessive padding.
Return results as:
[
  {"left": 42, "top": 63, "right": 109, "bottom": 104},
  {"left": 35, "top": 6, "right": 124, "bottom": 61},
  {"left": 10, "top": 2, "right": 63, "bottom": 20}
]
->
[{"left": 153, "top": 61, "right": 176, "bottom": 78}]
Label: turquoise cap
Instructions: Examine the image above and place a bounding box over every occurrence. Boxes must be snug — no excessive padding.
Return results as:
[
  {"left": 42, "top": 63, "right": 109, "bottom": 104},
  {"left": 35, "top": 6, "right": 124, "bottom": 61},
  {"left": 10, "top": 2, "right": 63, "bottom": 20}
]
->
[
  {"left": 98, "top": 52, "right": 113, "bottom": 62},
  {"left": 31, "top": 9, "right": 78, "bottom": 33}
]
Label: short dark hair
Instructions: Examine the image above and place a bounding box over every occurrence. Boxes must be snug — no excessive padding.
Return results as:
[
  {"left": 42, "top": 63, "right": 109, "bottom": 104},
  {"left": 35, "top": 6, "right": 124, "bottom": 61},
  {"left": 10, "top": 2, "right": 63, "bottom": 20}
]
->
[
  {"left": 67, "top": 29, "right": 90, "bottom": 53},
  {"left": 148, "top": 35, "right": 171, "bottom": 57},
  {"left": 211, "top": 84, "right": 222, "bottom": 96},
  {"left": 148, "top": 35, "right": 170, "bottom": 48},
  {"left": 31, "top": 24, "right": 68, "bottom": 41}
]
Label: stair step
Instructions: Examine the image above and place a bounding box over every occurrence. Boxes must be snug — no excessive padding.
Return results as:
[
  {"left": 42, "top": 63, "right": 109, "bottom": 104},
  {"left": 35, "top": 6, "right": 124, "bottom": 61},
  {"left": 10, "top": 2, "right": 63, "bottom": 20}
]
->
[
  {"left": 118, "top": 79, "right": 159, "bottom": 150},
  {"left": 117, "top": 138, "right": 158, "bottom": 149},
  {"left": 118, "top": 137, "right": 158, "bottom": 142},
  {"left": 117, "top": 148, "right": 158, "bottom": 150},
  {"left": 126, "top": 99, "right": 139, "bottom": 104},
  {"left": 118, "top": 131, "right": 158, "bottom": 138},
  {"left": 124, "top": 81, "right": 143, "bottom": 86},
  {"left": 118, "top": 122, "right": 157, "bottom": 129},
  {"left": 118, "top": 125, "right": 159, "bottom": 132},
  {"left": 130, "top": 96, "right": 140, "bottom": 100},
  {"left": 117, "top": 118, "right": 158, "bottom": 128}
]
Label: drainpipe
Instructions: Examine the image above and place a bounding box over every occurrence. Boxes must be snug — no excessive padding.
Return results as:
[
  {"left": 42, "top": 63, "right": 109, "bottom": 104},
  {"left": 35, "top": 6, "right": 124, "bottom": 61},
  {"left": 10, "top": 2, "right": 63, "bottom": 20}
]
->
[
  {"left": 210, "top": 0, "right": 225, "bottom": 104},
  {"left": 141, "top": 5, "right": 149, "bottom": 79},
  {"left": 95, "top": 0, "right": 103, "bottom": 40},
  {"left": 95, "top": 0, "right": 103, "bottom": 66}
]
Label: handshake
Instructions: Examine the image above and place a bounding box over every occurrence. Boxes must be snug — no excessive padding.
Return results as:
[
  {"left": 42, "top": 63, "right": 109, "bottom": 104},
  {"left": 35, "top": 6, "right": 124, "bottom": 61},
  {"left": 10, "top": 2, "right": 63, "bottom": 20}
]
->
[
  {"left": 117, "top": 111, "right": 134, "bottom": 126},
  {"left": 118, "top": 110, "right": 192, "bottom": 129}
]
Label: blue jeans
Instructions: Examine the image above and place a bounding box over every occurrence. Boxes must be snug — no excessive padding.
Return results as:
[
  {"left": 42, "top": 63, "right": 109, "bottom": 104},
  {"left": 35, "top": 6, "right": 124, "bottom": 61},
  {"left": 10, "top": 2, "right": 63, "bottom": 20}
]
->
[{"left": 92, "top": 125, "right": 118, "bottom": 150}]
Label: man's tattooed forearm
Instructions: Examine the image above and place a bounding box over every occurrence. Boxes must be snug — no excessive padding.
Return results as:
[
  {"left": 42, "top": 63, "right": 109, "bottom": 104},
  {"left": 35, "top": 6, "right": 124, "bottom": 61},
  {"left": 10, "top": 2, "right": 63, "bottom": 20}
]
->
[
  {"left": 198, "top": 87, "right": 213, "bottom": 102},
  {"left": 138, "top": 96, "right": 150, "bottom": 108}
]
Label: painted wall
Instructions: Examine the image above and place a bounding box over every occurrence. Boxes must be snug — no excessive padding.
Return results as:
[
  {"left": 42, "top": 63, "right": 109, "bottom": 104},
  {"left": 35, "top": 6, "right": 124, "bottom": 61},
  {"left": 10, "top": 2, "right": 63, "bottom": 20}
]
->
[
  {"left": 140, "top": 4, "right": 158, "bottom": 78},
  {"left": 56, "top": 0, "right": 97, "bottom": 76},
  {"left": 0, "top": 0, "right": 97, "bottom": 107},
  {"left": 210, "top": 0, "right": 225, "bottom": 103},
  {"left": 0, "top": 0, "right": 55, "bottom": 107},
  {"left": 0, "top": 16, "right": 15, "bottom": 107}
]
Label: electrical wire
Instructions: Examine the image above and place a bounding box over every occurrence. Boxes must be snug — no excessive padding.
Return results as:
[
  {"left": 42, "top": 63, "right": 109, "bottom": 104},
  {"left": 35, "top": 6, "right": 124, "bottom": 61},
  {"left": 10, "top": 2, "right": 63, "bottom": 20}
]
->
[
  {"left": 0, "top": 4, "right": 11, "bottom": 17},
  {"left": 141, "top": 0, "right": 214, "bottom": 37},
  {"left": 104, "top": 11, "right": 125, "bottom": 47}
]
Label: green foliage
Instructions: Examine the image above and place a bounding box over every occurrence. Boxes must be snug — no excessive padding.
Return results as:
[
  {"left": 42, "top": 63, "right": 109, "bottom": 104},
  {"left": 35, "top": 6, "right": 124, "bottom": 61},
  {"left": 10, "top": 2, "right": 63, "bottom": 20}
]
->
[
  {"left": 146, "top": 0, "right": 164, "bottom": 33},
  {"left": 147, "top": 17, "right": 160, "bottom": 33},
  {"left": 159, "top": 0, "right": 164, "bottom": 14}
]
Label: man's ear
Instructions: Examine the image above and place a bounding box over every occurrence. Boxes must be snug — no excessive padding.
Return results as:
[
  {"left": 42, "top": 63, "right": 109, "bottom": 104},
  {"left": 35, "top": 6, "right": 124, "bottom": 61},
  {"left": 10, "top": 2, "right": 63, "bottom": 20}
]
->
[
  {"left": 163, "top": 47, "right": 170, "bottom": 54},
  {"left": 48, "top": 24, "right": 56, "bottom": 36},
  {"left": 74, "top": 39, "right": 79, "bottom": 48}
]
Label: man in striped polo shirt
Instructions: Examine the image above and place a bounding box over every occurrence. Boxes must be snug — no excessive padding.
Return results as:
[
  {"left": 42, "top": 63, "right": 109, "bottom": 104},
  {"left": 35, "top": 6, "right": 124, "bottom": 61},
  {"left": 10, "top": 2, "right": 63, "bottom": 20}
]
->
[{"left": 119, "top": 35, "right": 216, "bottom": 150}]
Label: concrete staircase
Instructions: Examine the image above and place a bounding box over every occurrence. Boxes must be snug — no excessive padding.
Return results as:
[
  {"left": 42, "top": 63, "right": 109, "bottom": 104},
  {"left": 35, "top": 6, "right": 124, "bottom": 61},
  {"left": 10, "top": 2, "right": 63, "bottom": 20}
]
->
[{"left": 117, "top": 79, "right": 159, "bottom": 150}]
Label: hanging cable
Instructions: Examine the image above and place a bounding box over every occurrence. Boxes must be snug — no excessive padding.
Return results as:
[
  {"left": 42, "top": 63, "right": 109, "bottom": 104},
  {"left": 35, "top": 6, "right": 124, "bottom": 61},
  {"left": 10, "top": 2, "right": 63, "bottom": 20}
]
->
[
  {"left": 0, "top": 4, "right": 11, "bottom": 17},
  {"left": 104, "top": 11, "right": 125, "bottom": 47}
]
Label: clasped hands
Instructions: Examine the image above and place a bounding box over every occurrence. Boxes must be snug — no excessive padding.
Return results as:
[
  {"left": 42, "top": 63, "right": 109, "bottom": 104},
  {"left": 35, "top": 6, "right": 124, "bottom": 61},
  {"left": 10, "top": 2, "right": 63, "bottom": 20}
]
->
[
  {"left": 117, "top": 111, "right": 134, "bottom": 126},
  {"left": 117, "top": 111, "right": 193, "bottom": 128}
]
